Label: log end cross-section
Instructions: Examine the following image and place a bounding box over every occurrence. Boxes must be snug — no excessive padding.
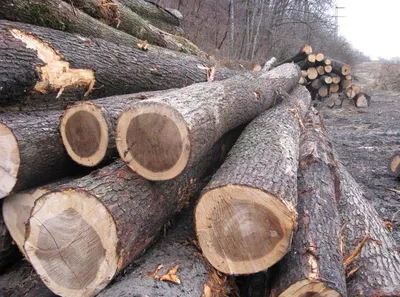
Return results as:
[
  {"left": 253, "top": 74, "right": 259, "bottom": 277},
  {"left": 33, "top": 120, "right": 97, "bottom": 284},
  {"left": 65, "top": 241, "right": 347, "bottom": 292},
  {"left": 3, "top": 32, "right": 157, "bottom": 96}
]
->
[
  {"left": 0, "top": 123, "right": 20, "bottom": 199},
  {"left": 277, "top": 280, "right": 341, "bottom": 297},
  {"left": 196, "top": 185, "right": 294, "bottom": 275},
  {"left": 116, "top": 102, "right": 190, "bottom": 181},
  {"left": 10, "top": 28, "right": 95, "bottom": 98},
  {"left": 60, "top": 103, "right": 109, "bottom": 167},
  {"left": 24, "top": 189, "right": 118, "bottom": 297}
]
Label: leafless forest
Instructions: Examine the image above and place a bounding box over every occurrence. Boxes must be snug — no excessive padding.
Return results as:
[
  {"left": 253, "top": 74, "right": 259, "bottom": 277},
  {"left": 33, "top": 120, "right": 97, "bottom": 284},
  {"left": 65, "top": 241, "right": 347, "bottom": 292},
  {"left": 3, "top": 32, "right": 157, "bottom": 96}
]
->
[{"left": 156, "top": 0, "right": 368, "bottom": 66}]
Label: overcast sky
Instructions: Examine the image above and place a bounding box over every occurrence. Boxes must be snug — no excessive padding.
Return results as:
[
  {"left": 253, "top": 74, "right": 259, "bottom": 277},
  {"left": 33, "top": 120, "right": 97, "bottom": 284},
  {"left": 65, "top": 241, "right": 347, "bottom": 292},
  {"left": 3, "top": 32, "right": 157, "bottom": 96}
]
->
[{"left": 336, "top": 0, "right": 400, "bottom": 60}]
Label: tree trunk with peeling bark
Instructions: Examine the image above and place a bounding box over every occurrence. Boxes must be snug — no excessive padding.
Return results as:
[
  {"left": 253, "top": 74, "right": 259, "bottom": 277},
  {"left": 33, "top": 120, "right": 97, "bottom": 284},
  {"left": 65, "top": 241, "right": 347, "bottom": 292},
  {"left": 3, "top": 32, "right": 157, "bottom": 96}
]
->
[
  {"left": 271, "top": 108, "right": 346, "bottom": 297},
  {"left": 97, "top": 210, "right": 232, "bottom": 297},
  {"left": 0, "top": 110, "right": 80, "bottom": 199},
  {"left": 195, "top": 85, "right": 311, "bottom": 275},
  {"left": 116, "top": 63, "right": 300, "bottom": 181},
  {"left": 0, "top": 20, "right": 236, "bottom": 106},
  {"left": 23, "top": 130, "right": 241, "bottom": 297}
]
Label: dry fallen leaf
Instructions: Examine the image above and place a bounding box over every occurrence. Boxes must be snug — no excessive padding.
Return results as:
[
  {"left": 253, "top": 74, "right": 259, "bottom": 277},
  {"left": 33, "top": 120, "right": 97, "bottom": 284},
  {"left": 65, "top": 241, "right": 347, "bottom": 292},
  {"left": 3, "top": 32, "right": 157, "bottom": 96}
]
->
[
  {"left": 147, "top": 264, "right": 181, "bottom": 285},
  {"left": 138, "top": 40, "right": 149, "bottom": 51},
  {"left": 383, "top": 220, "right": 393, "bottom": 232}
]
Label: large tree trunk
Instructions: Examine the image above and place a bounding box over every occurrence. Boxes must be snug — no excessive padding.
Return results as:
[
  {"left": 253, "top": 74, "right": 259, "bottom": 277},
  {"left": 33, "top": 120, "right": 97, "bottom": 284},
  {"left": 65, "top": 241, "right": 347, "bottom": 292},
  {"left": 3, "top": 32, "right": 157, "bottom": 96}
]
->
[
  {"left": 270, "top": 108, "right": 346, "bottom": 297},
  {"left": 68, "top": 0, "right": 198, "bottom": 54},
  {"left": 117, "top": 0, "right": 183, "bottom": 34},
  {"left": 97, "top": 209, "right": 233, "bottom": 297},
  {"left": 116, "top": 63, "right": 300, "bottom": 181},
  {"left": 0, "top": 261, "right": 56, "bottom": 297},
  {"left": 0, "top": 110, "right": 80, "bottom": 199},
  {"left": 23, "top": 129, "right": 241, "bottom": 297},
  {"left": 60, "top": 91, "right": 170, "bottom": 167},
  {"left": 195, "top": 85, "right": 311, "bottom": 275},
  {"left": 0, "top": 20, "right": 236, "bottom": 106},
  {"left": 0, "top": 201, "right": 21, "bottom": 272},
  {"left": 336, "top": 161, "right": 400, "bottom": 297}
]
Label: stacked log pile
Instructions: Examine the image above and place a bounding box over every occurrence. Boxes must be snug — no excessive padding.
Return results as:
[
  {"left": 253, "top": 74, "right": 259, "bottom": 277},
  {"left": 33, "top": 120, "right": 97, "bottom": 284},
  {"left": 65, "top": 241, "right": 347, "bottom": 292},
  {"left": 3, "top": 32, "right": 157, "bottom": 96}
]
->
[
  {"left": 284, "top": 45, "right": 371, "bottom": 108},
  {"left": 0, "top": 2, "right": 398, "bottom": 297}
]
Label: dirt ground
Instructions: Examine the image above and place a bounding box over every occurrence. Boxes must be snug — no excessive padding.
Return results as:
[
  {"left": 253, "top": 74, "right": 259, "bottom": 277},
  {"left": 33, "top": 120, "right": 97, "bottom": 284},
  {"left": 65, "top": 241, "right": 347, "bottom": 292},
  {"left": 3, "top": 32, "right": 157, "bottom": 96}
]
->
[{"left": 322, "top": 62, "right": 400, "bottom": 244}]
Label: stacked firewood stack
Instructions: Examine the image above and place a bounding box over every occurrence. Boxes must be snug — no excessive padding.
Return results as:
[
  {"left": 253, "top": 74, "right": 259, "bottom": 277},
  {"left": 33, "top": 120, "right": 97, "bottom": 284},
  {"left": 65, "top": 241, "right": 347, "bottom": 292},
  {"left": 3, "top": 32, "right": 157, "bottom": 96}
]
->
[
  {"left": 0, "top": 2, "right": 399, "bottom": 297},
  {"left": 279, "top": 45, "right": 371, "bottom": 108}
]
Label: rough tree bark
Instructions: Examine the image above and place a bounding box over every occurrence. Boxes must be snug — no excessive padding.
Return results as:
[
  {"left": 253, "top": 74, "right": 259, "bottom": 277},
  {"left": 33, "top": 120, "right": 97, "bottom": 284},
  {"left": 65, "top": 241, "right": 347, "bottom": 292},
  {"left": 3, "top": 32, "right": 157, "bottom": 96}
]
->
[
  {"left": 24, "top": 130, "right": 241, "bottom": 297},
  {"left": 97, "top": 210, "right": 233, "bottom": 297},
  {"left": 116, "top": 63, "right": 300, "bottom": 181},
  {"left": 271, "top": 108, "right": 346, "bottom": 297},
  {"left": 195, "top": 85, "right": 311, "bottom": 275},
  {"left": 330, "top": 60, "right": 351, "bottom": 76},
  {"left": 0, "top": 110, "right": 79, "bottom": 199},
  {"left": 0, "top": 20, "right": 236, "bottom": 105}
]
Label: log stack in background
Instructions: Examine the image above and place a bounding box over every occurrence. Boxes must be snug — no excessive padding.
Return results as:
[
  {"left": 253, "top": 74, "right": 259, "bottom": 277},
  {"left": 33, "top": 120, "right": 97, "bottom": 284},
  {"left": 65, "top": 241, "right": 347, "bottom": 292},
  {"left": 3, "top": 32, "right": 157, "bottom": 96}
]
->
[
  {"left": 284, "top": 45, "right": 371, "bottom": 108},
  {"left": 0, "top": 0, "right": 398, "bottom": 296}
]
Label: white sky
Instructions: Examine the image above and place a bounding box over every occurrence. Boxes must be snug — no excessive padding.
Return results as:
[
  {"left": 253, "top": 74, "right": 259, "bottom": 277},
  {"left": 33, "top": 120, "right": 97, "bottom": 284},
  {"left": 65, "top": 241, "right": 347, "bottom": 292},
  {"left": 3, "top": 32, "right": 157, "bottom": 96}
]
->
[{"left": 336, "top": 0, "right": 400, "bottom": 60}]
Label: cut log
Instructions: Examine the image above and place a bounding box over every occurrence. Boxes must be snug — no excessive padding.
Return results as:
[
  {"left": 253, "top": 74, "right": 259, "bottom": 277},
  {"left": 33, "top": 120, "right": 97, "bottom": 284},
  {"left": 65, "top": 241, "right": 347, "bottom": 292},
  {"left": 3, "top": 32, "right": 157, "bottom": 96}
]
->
[
  {"left": 271, "top": 108, "right": 346, "bottom": 297},
  {"left": 353, "top": 92, "right": 371, "bottom": 108},
  {"left": 323, "top": 58, "right": 332, "bottom": 66},
  {"left": 298, "top": 55, "right": 316, "bottom": 70},
  {"left": 345, "top": 75, "right": 352, "bottom": 80},
  {"left": 330, "top": 83, "right": 340, "bottom": 93},
  {"left": 341, "top": 79, "right": 352, "bottom": 89},
  {"left": 345, "top": 88, "right": 356, "bottom": 99},
  {"left": 307, "top": 67, "right": 318, "bottom": 80},
  {"left": 0, "top": 261, "right": 56, "bottom": 297},
  {"left": 195, "top": 85, "right": 311, "bottom": 275},
  {"left": 275, "top": 44, "right": 313, "bottom": 67},
  {"left": 116, "top": 63, "right": 300, "bottom": 181},
  {"left": 351, "top": 85, "right": 362, "bottom": 94},
  {"left": 262, "top": 57, "right": 277, "bottom": 71},
  {"left": 317, "top": 65, "right": 325, "bottom": 76},
  {"left": 318, "top": 85, "right": 329, "bottom": 98},
  {"left": 1, "top": 201, "right": 21, "bottom": 272},
  {"left": 324, "top": 65, "right": 333, "bottom": 73},
  {"left": 24, "top": 130, "right": 240, "bottom": 297},
  {"left": 117, "top": 0, "right": 183, "bottom": 34},
  {"left": 97, "top": 209, "right": 232, "bottom": 297},
  {"left": 315, "top": 53, "right": 324, "bottom": 62},
  {"left": 336, "top": 161, "right": 400, "bottom": 296},
  {"left": 301, "top": 70, "right": 308, "bottom": 78},
  {"left": 331, "top": 60, "right": 351, "bottom": 76},
  {"left": 0, "top": 20, "right": 236, "bottom": 105},
  {"left": 0, "top": 110, "right": 80, "bottom": 199},
  {"left": 59, "top": 92, "right": 167, "bottom": 167},
  {"left": 321, "top": 75, "right": 333, "bottom": 84},
  {"left": 311, "top": 78, "right": 323, "bottom": 90},
  {"left": 329, "top": 73, "right": 341, "bottom": 84},
  {"left": 298, "top": 77, "right": 308, "bottom": 85},
  {"left": 68, "top": 0, "right": 198, "bottom": 54},
  {"left": 388, "top": 151, "right": 400, "bottom": 177}
]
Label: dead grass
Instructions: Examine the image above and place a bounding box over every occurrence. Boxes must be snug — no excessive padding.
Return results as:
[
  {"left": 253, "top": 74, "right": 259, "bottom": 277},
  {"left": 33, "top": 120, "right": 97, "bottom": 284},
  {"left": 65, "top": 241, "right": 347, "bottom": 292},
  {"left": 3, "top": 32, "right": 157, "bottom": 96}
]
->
[{"left": 374, "top": 62, "right": 400, "bottom": 91}]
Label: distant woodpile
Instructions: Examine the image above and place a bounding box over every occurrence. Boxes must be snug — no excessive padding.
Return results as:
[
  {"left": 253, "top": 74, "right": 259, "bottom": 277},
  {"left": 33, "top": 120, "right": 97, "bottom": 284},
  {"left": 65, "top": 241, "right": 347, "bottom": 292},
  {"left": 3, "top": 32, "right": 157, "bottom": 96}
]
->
[{"left": 0, "top": 1, "right": 399, "bottom": 297}]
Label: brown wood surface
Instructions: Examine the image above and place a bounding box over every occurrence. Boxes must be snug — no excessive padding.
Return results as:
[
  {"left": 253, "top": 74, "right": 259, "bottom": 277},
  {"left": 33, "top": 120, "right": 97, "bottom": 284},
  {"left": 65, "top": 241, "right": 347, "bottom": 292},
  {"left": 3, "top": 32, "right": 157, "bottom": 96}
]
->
[
  {"left": 195, "top": 85, "right": 311, "bottom": 275},
  {"left": 388, "top": 151, "right": 400, "bottom": 177}
]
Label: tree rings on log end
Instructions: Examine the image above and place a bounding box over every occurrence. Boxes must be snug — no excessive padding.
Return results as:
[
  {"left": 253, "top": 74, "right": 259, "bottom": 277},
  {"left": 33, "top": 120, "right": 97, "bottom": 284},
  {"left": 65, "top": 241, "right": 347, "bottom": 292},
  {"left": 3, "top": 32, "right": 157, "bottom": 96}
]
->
[
  {"left": 60, "top": 103, "right": 109, "bottom": 167},
  {"left": 116, "top": 102, "right": 190, "bottom": 181},
  {"left": 24, "top": 189, "right": 118, "bottom": 297},
  {"left": 0, "top": 123, "right": 20, "bottom": 199},
  {"left": 277, "top": 279, "right": 341, "bottom": 297},
  {"left": 195, "top": 185, "right": 293, "bottom": 275},
  {"left": 3, "top": 188, "right": 49, "bottom": 254}
]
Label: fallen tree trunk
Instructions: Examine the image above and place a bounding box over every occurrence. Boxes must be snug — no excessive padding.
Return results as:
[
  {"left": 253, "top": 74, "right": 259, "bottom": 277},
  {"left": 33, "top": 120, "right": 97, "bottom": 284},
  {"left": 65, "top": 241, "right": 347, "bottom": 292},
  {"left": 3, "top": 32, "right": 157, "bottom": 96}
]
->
[
  {"left": 0, "top": 20, "right": 236, "bottom": 105},
  {"left": 24, "top": 129, "right": 241, "bottom": 297},
  {"left": 388, "top": 151, "right": 400, "bottom": 177},
  {"left": 0, "top": 261, "right": 56, "bottom": 297},
  {"left": 0, "top": 110, "right": 79, "bottom": 199},
  {"left": 275, "top": 44, "right": 313, "bottom": 67},
  {"left": 117, "top": 0, "right": 183, "bottom": 34},
  {"left": 336, "top": 161, "right": 400, "bottom": 296},
  {"left": 0, "top": 201, "right": 20, "bottom": 272},
  {"left": 195, "top": 85, "right": 311, "bottom": 275},
  {"left": 331, "top": 60, "right": 351, "bottom": 76},
  {"left": 97, "top": 210, "right": 233, "bottom": 297},
  {"left": 271, "top": 108, "right": 346, "bottom": 297},
  {"left": 67, "top": 0, "right": 198, "bottom": 54},
  {"left": 116, "top": 63, "right": 300, "bottom": 181}
]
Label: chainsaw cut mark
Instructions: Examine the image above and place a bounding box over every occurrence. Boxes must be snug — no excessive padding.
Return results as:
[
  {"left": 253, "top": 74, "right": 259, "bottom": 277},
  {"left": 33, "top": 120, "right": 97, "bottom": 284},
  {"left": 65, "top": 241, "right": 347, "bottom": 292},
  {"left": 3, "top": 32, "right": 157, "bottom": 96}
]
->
[{"left": 10, "top": 29, "right": 95, "bottom": 98}]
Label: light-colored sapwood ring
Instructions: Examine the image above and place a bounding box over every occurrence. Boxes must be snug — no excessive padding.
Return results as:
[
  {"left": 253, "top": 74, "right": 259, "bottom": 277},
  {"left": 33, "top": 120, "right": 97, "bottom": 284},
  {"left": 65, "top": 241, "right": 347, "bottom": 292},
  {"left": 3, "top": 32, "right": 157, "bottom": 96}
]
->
[
  {"left": 24, "top": 189, "right": 118, "bottom": 297},
  {"left": 0, "top": 123, "right": 20, "bottom": 198},
  {"left": 278, "top": 279, "right": 341, "bottom": 297},
  {"left": 196, "top": 185, "right": 293, "bottom": 274},
  {"left": 3, "top": 188, "right": 49, "bottom": 254},
  {"left": 116, "top": 102, "right": 190, "bottom": 181},
  {"left": 60, "top": 103, "right": 109, "bottom": 167}
]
